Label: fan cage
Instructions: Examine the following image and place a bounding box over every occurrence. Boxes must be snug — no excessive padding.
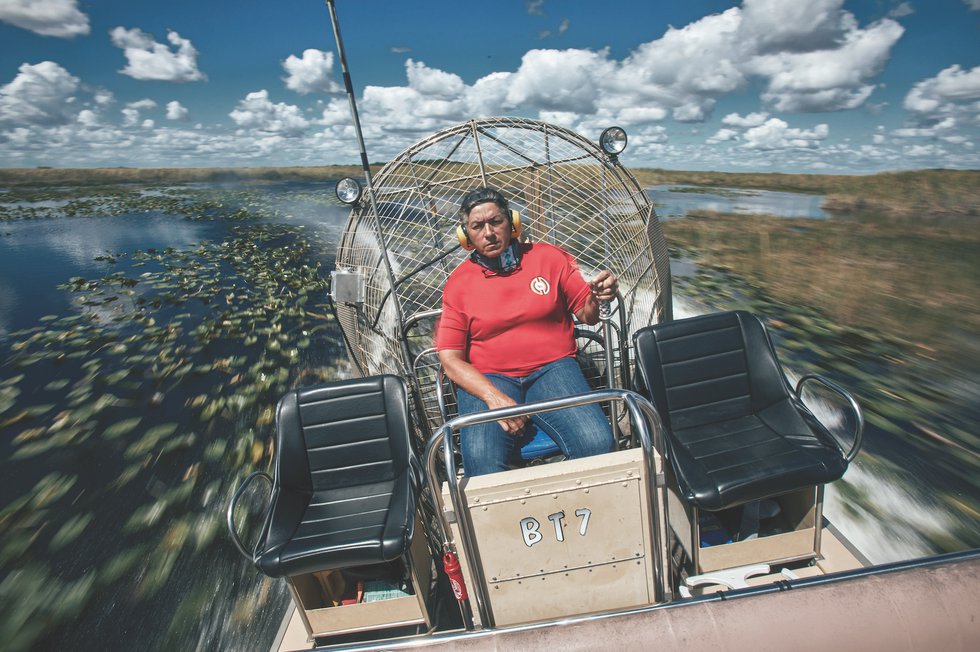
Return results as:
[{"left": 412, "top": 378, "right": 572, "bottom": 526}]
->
[{"left": 332, "top": 117, "right": 672, "bottom": 438}]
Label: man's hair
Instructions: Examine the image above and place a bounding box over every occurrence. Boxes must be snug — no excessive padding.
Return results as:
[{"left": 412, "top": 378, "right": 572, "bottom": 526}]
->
[{"left": 459, "top": 186, "right": 509, "bottom": 222}]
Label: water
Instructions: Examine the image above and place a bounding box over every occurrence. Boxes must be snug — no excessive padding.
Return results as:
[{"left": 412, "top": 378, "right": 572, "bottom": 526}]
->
[
  {"left": 1, "top": 182, "right": 352, "bottom": 651},
  {"left": 1, "top": 181, "right": 975, "bottom": 650},
  {"left": 648, "top": 184, "right": 829, "bottom": 220}
]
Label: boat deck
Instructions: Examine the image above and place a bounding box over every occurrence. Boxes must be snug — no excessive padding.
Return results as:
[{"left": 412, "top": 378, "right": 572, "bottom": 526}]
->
[{"left": 274, "top": 524, "right": 880, "bottom": 652}]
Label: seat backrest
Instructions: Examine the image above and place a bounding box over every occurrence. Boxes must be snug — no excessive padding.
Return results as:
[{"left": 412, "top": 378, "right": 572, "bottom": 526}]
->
[
  {"left": 633, "top": 311, "right": 791, "bottom": 433},
  {"left": 274, "top": 374, "right": 413, "bottom": 493}
]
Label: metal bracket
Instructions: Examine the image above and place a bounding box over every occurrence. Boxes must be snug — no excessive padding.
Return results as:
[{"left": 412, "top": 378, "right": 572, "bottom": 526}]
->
[{"left": 330, "top": 269, "right": 365, "bottom": 304}]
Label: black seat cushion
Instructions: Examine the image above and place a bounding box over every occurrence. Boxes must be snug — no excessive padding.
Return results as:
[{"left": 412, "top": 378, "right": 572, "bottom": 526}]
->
[
  {"left": 634, "top": 311, "right": 847, "bottom": 511},
  {"left": 255, "top": 375, "right": 417, "bottom": 578}
]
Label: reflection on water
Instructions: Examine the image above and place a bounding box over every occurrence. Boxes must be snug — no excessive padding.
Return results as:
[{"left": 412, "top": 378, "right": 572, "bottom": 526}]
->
[
  {"left": 649, "top": 185, "right": 829, "bottom": 219},
  {"left": 0, "top": 215, "right": 218, "bottom": 332}
]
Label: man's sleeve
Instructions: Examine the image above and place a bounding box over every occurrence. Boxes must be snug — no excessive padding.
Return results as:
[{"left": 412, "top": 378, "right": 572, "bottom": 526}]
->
[{"left": 435, "top": 279, "right": 468, "bottom": 351}]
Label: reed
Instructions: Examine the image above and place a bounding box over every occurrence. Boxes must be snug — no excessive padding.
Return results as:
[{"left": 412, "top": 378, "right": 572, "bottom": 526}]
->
[{"left": 663, "top": 210, "right": 980, "bottom": 362}]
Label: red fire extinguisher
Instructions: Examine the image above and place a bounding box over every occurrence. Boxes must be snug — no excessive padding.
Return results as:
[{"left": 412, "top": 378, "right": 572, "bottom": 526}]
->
[{"left": 443, "top": 551, "right": 468, "bottom": 600}]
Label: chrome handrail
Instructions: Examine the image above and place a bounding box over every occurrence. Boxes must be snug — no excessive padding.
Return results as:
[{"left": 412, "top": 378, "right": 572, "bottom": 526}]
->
[
  {"left": 795, "top": 374, "right": 865, "bottom": 462},
  {"left": 225, "top": 471, "right": 273, "bottom": 563},
  {"left": 423, "top": 388, "right": 668, "bottom": 630}
]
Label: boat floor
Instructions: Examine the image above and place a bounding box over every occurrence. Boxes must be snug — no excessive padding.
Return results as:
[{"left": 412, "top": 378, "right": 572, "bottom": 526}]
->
[{"left": 276, "top": 524, "right": 867, "bottom": 651}]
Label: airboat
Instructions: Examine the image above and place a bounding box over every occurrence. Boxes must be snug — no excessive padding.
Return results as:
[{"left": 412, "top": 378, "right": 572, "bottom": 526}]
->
[{"left": 225, "top": 3, "right": 980, "bottom": 650}]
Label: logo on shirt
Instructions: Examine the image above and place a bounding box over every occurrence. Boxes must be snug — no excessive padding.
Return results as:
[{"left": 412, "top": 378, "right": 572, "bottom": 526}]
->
[{"left": 529, "top": 276, "right": 551, "bottom": 296}]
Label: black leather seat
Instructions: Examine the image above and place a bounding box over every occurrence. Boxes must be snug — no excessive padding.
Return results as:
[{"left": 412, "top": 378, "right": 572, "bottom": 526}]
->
[
  {"left": 252, "top": 375, "right": 419, "bottom": 578},
  {"left": 633, "top": 311, "right": 854, "bottom": 512}
]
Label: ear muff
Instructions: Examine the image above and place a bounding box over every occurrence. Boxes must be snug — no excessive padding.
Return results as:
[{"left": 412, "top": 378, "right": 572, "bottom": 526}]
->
[
  {"left": 456, "top": 209, "right": 523, "bottom": 251},
  {"left": 509, "top": 209, "right": 523, "bottom": 240},
  {"left": 456, "top": 223, "right": 473, "bottom": 250}
]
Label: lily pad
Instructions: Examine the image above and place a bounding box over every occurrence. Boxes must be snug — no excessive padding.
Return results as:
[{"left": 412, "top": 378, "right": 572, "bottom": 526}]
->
[{"left": 102, "top": 417, "right": 142, "bottom": 440}]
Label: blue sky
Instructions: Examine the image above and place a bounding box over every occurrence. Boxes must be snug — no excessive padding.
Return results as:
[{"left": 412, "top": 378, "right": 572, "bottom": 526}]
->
[{"left": 1, "top": 0, "right": 978, "bottom": 173}]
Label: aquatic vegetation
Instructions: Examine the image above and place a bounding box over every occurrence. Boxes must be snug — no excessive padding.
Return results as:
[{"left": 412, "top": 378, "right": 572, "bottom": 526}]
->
[{"left": 0, "top": 183, "right": 350, "bottom": 650}]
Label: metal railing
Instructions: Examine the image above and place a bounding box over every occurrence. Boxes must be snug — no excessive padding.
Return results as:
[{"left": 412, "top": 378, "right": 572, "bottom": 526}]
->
[{"left": 423, "top": 388, "right": 669, "bottom": 629}]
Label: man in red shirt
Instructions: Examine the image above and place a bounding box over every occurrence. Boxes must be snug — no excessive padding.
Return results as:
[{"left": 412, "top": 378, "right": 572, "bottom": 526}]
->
[{"left": 436, "top": 187, "right": 618, "bottom": 476}]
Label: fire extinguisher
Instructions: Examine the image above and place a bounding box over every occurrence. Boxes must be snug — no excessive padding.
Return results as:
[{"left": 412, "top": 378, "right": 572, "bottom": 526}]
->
[{"left": 442, "top": 551, "right": 468, "bottom": 601}]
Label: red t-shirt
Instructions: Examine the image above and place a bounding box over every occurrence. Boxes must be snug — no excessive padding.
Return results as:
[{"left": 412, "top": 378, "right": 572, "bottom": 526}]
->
[{"left": 435, "top": 242, "right": 592, "bottom": 376}]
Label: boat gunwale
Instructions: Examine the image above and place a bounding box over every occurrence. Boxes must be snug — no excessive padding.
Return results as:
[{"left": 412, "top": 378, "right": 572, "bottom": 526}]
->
[{"left": 280, "top": 547, "right": 980, "bottom": 651}]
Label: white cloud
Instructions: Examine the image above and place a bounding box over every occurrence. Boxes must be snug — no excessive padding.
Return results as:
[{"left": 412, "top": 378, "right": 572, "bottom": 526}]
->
[
  {"left": 615, "top": 8, "right": 744, "bottom": 122},
  {"left": 406, "top": 59, "right": 466, "bottom": 100},
  {"left": 965, "top": 1, "right": 980, "bottom": 11},
  {"left": 361, "top": 84, "right": 464, "bottom": 132},
  {"left": 903, "top": 65, "right": 980, "bottom": 119},
  {"left": 892, "top": 117, "right": 957, "bottom": 138},
  {"left": 904, "top": 143, "right": 946, "bottom": 157},
  {"left": 537, "top": 111, "right": 579, "bottom": 129},
  {"left": 722, "top": 112, "right": 769, "bottom": 128},
  {"left": 94, "top": 89, "right": 114, "bottom": 106},
  {"left": 127, "top": 99, "right": 157, "bottom": 110},
  {"left": 506, "top": 48, "right": 613, "bottom": 114},
  {"left": 229, "top": 90, "right": 309, "bottom": 136},
  {"left": 465, "top": 71, "right": 512, "bottom": 116},
  {"left": 166, "top": 100, "right": 189, "bottom": 121},
  {"left": 110, "top": 27, "right": 206, "bottom": 82},
  {"left": 1, "top": 0, "right": 974, "bottom": 174},
  {"left": 282, "top": 49, "right": 341, "bottom": 95},
  {"left": 742, "top": 118, "right": 829, "bottom": 149},
  {"left": 76, "top": 109, "right": 98, "bottom": 127},
  {"left": 120, "top": 98, "right": 156, "bottom": 127},
  {"left": 614, "top": 106, "right": 668, "bottom": 125},
  {"left": 708, "top": 128, "right": 739, "bottom": 143},
  {"left": 120, "top": 108, "right": 139, "bottom": 127},
  {"left": 0, "top": 0, "right": 89, "bottom": 38},
  {"left": 0, "top": 61, "right": 80, "bottom": 127},
  {"left": 889, "top": 2, "right": 915, "bottom": 18},
  {"left": 739, "top": 0, "right": 850, "bottom": 53},
  {"left": 318, "top": 98, "right": 352, "bottom": 126},
  {"left": 302, "top": 0, "right": 908, "bottom": 153},
  {"left": 746, "top": 17, "right": 903, "bottom": 112}
]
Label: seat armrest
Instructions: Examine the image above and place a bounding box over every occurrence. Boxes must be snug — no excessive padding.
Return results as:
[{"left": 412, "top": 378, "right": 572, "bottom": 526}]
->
[
  {"left": 226, "top": 471, "right": 273, "bottom": 563},
  {"left": 795, "top": 374, "right": 864, "bottom": 462}
]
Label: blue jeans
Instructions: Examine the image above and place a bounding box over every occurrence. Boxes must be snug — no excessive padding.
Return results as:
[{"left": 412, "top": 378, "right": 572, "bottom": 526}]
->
[{"left": 456, "top": 357, "right": 615, "bottom": 476}]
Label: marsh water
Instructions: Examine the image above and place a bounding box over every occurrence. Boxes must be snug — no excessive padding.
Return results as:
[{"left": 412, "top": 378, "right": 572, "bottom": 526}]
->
[
  {"left": 0, "top": 181, "right": 976, "bottom": 651},
  {"left": 648, "top": 184, "right": 830, "bottom": 220}
]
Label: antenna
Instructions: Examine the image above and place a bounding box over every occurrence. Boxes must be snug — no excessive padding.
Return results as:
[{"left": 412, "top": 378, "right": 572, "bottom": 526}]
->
[{"left": 324, "top": 0, "right": 409, "bottom": 345}]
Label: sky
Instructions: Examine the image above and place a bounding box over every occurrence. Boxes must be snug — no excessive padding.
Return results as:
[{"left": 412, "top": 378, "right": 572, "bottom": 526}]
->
[{"left": 0, "top": 0, "right": 978, "bottom": 174}]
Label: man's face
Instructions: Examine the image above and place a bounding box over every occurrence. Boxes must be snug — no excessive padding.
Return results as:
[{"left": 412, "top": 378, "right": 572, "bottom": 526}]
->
[{"left": 465, "top": 202, "right": 511, "bottom": 258}]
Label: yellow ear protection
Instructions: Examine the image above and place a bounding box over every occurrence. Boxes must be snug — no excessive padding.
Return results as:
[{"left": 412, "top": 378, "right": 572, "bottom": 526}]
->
[{"left": 456, "top": 209, "right": 522, "bottom": 250}]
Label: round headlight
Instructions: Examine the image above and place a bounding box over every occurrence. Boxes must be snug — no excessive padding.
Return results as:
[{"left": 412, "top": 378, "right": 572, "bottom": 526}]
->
[
  {"left": 335, "top": 177, "right": 362, "bottom": 205},
  {"left": 599, "top": 126, "right": 628, "bottom": 156}
]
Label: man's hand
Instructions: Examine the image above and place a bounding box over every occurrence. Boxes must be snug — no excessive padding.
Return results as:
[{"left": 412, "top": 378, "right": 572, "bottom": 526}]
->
[
  {"left": 484, "top": 390, "right": 530, "bottom": 436},
  {"left": 589, "top": 269, "right": 619, "bottom": 302}
]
